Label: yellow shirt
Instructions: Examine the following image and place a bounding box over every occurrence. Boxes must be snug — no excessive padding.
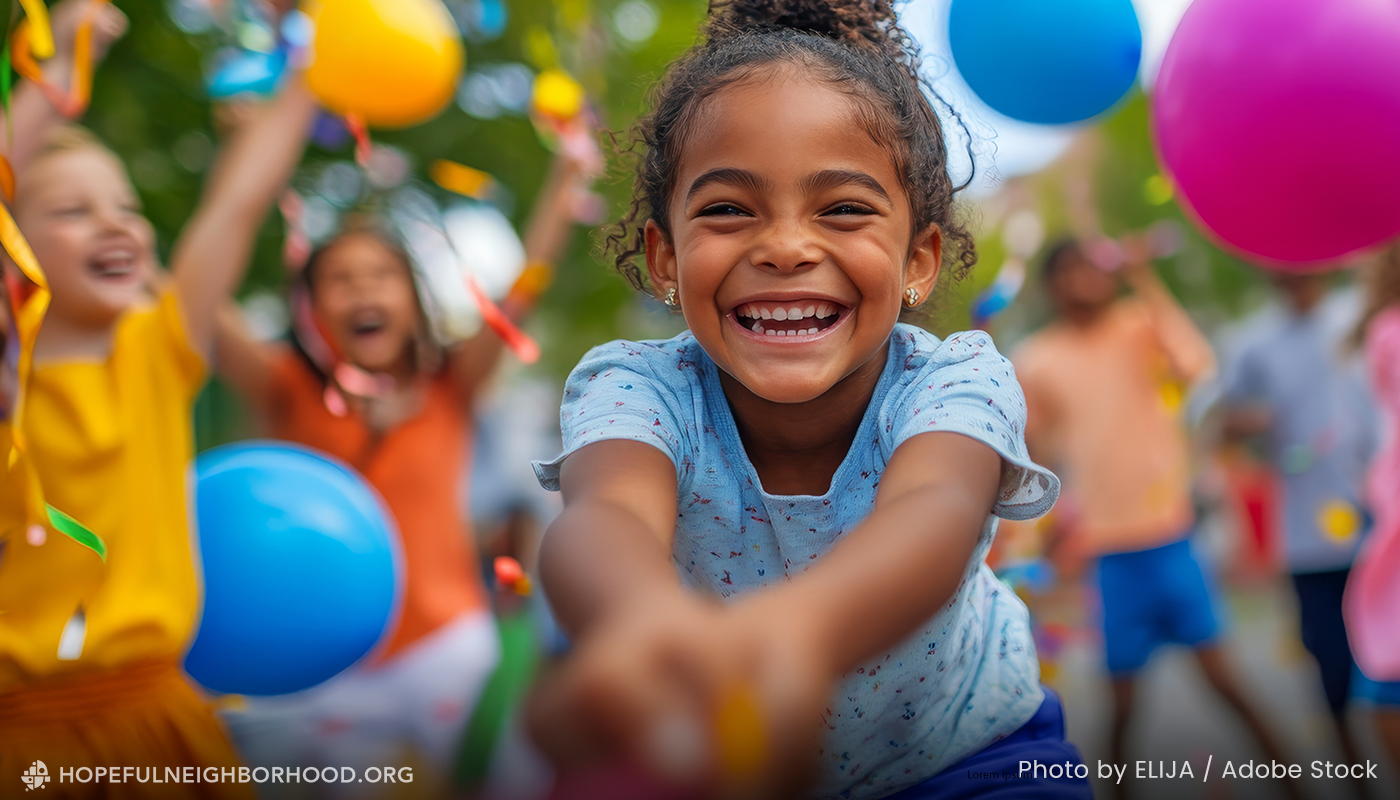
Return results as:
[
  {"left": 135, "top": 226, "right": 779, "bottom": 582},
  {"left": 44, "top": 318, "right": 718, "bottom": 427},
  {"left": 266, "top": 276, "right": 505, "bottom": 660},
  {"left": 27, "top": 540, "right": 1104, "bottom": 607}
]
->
[
  {"left": 1014, "top": 298, "right": 1215, "bottom": 555},
  {"left": 0, "top": 290, "right": 205, "bottom": 691}
]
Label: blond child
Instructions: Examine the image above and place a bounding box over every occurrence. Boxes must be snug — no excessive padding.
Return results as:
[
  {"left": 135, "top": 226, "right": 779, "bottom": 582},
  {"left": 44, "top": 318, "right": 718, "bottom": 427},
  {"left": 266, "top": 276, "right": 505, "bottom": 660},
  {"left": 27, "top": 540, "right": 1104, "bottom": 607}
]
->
[{"left": 0, "top": 62, "right": 316, "bottom": 797}]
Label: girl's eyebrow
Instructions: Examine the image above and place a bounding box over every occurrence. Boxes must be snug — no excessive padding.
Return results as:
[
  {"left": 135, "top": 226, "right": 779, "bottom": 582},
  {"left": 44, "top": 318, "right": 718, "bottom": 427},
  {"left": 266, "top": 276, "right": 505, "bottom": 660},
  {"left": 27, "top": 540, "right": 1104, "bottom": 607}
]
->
[
  {"left": 685, "top": 167, "right": 771, "bottom": 203},
  {"left": 799, "top": 169, "right": 891, "bottom": 203}
]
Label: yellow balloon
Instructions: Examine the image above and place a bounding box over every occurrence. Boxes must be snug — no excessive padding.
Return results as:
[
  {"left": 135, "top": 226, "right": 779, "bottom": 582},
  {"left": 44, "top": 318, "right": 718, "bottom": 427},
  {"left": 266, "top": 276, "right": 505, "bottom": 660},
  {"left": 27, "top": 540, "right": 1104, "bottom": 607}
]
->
[
  {"left": 305, "top": 0, "right": 464, "bottom": 129},
  {"left": 532, "top": 69, "right": 585, "bottom": 123}
]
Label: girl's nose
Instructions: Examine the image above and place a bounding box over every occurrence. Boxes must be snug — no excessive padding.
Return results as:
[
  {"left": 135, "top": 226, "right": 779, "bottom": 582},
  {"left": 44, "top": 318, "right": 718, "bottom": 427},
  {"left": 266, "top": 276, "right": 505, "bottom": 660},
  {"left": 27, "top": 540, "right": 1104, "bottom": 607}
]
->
[{"left": 752, "top": 220, "right": 821, "bottom": 274}]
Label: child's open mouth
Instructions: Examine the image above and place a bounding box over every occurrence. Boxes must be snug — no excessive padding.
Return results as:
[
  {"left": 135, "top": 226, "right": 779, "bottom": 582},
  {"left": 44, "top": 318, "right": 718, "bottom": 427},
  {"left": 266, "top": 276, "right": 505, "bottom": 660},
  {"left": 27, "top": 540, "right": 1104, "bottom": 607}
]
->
[
  {"left": 86, "top": 249, "right": 138, "bottom": 282},
  {"left": 348, "top": 310, "right": 389, "bottom": 340},
  {"left": 732, "top": 300, "right": 847, "bottom": 338}
]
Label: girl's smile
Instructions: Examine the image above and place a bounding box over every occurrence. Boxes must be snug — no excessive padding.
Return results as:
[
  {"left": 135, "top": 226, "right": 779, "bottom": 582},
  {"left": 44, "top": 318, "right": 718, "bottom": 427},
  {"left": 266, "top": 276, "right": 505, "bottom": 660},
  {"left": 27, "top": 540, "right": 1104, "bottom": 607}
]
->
[
  {"left": 728, "top": 296, "right": 850, "bottom": 341},
  {"left": 645, "top": 71, "right": 941, "bottom": 405}
]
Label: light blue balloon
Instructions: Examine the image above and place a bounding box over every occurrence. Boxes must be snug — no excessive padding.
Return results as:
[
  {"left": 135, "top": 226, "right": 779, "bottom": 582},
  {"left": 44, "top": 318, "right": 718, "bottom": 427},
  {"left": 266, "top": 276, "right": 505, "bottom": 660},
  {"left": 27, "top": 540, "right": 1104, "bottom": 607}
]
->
[
  {"left": 186, "top": 442, "right": 400, "bottom": 696},
  {"left": 948, "top": 0, "right": 1142, "bottom": 125},
  {"left": 206, "top": 48, "right": 287, "bottom": 99}
]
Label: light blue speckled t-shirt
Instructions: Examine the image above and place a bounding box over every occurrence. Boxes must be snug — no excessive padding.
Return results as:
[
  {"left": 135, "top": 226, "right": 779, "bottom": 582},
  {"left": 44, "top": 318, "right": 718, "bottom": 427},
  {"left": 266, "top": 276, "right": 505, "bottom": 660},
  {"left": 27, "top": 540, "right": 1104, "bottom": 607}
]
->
[{"left": 534, "top": 323, "right": 1060, "bottom": 800}]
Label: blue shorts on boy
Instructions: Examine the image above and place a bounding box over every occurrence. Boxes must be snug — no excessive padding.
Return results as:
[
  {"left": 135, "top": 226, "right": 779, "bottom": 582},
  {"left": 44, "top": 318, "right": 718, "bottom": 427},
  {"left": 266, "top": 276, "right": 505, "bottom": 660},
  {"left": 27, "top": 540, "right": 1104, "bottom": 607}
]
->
[
  {"left": 1097, "top": 536, "right": 1220, "bottom": 676},
  {"left": 536, "top": 325, "right": 1061, "bottom": 799}
]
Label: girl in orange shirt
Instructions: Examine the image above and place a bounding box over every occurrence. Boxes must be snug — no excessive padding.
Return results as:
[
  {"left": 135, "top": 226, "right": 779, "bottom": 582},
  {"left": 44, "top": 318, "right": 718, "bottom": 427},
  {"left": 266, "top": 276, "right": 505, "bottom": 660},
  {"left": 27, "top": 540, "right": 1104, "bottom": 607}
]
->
[{"left": 214, "top": 147, "right": 595, "bottom": 793}]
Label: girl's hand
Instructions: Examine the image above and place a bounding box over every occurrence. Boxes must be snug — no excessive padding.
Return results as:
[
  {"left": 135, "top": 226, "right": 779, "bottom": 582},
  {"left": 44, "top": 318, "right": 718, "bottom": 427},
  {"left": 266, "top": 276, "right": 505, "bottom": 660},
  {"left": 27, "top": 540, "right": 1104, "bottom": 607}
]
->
[{"left": 529, "top": 591, "right": 832, "bottom": 799}]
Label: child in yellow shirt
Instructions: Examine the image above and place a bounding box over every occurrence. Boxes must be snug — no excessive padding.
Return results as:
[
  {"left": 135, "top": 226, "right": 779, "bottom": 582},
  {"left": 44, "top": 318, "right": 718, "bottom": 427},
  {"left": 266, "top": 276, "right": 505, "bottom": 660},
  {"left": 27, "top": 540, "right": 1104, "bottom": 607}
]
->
[{"left": 0, "top": 67, "right": 315, "bottom": 797}]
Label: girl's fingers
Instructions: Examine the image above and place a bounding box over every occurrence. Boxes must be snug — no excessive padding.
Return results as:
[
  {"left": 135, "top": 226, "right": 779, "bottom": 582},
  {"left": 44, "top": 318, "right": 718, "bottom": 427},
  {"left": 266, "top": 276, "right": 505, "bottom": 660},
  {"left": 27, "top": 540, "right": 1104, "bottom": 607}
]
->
[{"left": 529, "top": 638, "right": 710, "bottom": 781}]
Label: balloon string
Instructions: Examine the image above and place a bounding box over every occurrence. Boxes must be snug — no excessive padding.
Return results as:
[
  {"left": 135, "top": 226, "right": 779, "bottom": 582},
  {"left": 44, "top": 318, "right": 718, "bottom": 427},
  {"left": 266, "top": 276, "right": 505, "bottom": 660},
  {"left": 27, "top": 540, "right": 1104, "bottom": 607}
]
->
[
  {"left": 344, "top": 113, "right": 372, "bottom": 166},
  {"left": 462, "top": 273, "right": 539, "bottom": 364}
]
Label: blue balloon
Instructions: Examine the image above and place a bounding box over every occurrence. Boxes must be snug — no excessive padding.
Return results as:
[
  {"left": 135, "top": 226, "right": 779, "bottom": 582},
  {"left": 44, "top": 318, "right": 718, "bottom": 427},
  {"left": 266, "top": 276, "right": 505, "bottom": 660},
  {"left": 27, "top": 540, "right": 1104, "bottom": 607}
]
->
[
  {"left": 948, "top": 0, "right": 1142, "bottom": 125},
  {"left": 186, "top": 442, "right": 400, "bottom": 696}
]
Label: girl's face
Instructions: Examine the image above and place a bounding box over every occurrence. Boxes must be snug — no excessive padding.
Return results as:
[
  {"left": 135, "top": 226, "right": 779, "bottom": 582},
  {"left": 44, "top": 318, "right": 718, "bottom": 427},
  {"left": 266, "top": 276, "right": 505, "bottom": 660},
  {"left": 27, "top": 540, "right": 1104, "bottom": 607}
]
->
[
  {"left": 16, "top": 148, "right": 156, "bottom": 330},
  {"left": 308, "top": 232, "right": 421, "bottom": 374},
  {"left": 646, "top": 73, "right": 941, "bottom": 404}
]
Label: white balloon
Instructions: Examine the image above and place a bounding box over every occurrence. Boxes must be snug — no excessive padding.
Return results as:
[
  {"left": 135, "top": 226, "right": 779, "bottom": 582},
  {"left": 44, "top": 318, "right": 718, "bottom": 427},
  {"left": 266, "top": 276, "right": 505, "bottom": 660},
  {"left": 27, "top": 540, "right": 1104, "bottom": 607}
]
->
[{"left": 395, "top": 201, "right": 526, "bottom": 346}]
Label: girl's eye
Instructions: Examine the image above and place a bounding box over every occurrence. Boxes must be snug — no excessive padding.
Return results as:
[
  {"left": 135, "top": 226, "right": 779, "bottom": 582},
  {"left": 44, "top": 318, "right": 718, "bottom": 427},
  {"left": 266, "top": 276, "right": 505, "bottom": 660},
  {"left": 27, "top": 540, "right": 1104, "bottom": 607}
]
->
[
  {"left": 697, "top": 203, "right": 751, "bottom": 217},
  {"left": 824, "top": 203, "right": 876, "bottom": 216},
  {"left": 54, "top": 206, "right": 88, "bottom": 217}
]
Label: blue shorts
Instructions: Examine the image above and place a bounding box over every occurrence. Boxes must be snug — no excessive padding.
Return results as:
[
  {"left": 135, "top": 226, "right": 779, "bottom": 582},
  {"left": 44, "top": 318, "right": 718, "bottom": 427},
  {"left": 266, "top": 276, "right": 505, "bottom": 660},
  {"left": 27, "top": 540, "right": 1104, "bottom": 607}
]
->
[
  {"left": 1097, "top": 537, "right": 1220, "bottom": 676},
  {"left": 1352, "top": 668, "right": 1400, "bottom": 708},
  {"left": 885, "top": 688, "right": 1093, "bottom": 800}
]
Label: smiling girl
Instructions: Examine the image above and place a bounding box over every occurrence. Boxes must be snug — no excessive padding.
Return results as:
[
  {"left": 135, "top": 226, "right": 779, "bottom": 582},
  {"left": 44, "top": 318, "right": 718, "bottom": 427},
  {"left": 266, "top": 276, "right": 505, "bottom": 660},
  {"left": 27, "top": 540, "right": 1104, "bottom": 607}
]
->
[{"left": 526, "top": 1, "right": 1086, "bottom": 798}]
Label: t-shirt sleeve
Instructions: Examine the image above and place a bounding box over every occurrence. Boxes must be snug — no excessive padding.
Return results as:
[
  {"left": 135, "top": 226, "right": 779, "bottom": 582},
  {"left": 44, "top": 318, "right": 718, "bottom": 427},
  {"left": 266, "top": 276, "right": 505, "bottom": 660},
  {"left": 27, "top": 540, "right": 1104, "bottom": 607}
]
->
[
  {"left": 885, "top": 330, "right": 1059, "bottom": 521},
  {"left": 533, "top": 340, "right": 691, "bottom": 492},
  {"left": 118, "top": 288, "right": 207, "bottom": 401}
]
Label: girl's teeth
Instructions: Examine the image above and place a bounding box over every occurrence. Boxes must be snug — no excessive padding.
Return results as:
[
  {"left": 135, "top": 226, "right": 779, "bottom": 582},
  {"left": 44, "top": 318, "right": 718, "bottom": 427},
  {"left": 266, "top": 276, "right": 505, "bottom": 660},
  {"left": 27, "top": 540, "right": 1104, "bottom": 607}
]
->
[
  {"left": 759, "top": 307, "right": 772, "bottom": 320},
  {"left": 765, "top": 328, "right": 776, "bottom": 336},
  {"left": 772, "top": 307, "right": 788, "bottom": 321},
  {"left": 803, "top": 305, "right": 815, "bottom": 318},
  {"left": 817, "top": 304, "right": 832, "bottom": 318},
  {"left": 788, "top": 306, "right": 803, "bottom": 319}
]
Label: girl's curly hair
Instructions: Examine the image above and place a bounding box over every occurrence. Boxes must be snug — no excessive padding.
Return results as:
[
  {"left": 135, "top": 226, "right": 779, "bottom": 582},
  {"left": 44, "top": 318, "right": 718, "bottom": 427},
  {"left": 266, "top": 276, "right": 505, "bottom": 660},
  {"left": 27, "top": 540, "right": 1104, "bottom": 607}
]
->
[{"left": 606, "top": 0, "right": 977, "bottom": 292}]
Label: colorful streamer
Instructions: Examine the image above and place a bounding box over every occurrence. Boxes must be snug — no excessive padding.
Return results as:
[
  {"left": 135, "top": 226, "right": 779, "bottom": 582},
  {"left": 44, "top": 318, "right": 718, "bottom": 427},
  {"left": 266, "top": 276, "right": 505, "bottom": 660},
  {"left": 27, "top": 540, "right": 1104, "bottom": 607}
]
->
[
  {"left": 462, "top": 271, "right": 539, "bottom": 364},
  {"left": 431, "top": 159, "right": 495, "bottom": 200},
  {"left": 0, "top": 199, "right": 104, "bottom": 559},
  {"left": 11, "top": 0, "right": 107, "bottom": 119}
]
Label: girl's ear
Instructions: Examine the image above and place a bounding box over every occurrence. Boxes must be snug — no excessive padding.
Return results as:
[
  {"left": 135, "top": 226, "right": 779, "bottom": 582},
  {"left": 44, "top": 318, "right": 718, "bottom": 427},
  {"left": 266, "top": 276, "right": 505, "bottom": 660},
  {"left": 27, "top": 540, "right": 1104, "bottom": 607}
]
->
[
  {"left": 906, "top": 225, "right": 943, "bottom": 304},
  {"left": 644, "top": 219, "right": 678, "bottom": 298}
]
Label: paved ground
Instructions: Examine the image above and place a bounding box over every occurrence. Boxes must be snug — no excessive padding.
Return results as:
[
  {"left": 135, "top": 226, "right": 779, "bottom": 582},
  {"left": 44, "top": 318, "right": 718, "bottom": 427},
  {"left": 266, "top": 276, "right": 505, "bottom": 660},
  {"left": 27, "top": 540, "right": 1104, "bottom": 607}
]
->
[{"left": 1043, "top": 576, "right": 1399, "bottom": 800}]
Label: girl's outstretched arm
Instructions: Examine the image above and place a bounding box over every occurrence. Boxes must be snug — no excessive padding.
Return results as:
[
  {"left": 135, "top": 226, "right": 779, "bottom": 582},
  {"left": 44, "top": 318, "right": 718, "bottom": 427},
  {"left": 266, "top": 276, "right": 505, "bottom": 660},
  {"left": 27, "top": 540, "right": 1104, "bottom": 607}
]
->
[
  {"left": 746, "top": 431, "right": 1001, "bottom": 676},
  {"left": 537, "top": 439, "right": 682, "bottom": 636},
  {"left": 447, "top": 151, "right": 588, "bottom": 404},
  {"left": 168, "top": 78, "right": 316, "bottom": 354},
  {"left": 531, "top": 432, "right": 1004, "bottom": 796}
]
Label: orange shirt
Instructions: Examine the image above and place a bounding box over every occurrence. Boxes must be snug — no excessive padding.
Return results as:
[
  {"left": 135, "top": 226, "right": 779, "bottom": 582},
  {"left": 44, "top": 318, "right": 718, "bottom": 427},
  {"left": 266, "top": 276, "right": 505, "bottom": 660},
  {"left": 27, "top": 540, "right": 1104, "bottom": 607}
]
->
[
  {"left": 1013, "top": 298, "right": 1215, "bottom": 555},
  {"left": 266, "top": 351, "right": 486, "bottom": 660}
]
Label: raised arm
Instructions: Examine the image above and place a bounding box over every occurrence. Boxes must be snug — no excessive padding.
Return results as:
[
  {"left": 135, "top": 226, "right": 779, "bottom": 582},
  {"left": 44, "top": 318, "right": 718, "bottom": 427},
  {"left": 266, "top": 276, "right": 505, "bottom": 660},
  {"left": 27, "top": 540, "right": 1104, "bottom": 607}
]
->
[
  {"left": 1121, "top": 240, "right": 1216, "bottom": 385},
  {"left": 447, "top": 151, "right": 589, "bottom": 404},
  {"left": 169, "top": 77, "right": 316, "bottom": 353},
  {"left": 213, "top": 302, "right": 287, "bottom": 414},
  {"left": 3, "top": 0, "right": 127, "bottom": 173}
]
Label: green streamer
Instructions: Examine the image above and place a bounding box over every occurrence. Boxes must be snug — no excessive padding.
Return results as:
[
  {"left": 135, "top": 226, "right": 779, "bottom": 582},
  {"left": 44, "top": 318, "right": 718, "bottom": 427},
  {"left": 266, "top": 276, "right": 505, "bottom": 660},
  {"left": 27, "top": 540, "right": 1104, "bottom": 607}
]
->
[{"left": 46, "top": 504, "right": 106, "bottom": 561}]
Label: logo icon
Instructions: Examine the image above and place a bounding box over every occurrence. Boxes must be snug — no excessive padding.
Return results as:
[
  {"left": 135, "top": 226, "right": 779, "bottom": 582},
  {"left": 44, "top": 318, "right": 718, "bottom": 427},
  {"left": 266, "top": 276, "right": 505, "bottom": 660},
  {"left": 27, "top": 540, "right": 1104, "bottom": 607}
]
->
[{"left": 21, "top": 761, "right": 48, "bottom": 791}]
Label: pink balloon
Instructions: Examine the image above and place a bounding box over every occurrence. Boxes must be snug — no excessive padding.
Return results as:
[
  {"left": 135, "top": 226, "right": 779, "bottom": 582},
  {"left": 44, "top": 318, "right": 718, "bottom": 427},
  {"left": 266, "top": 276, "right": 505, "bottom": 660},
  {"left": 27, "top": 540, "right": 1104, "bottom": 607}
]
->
[{"left": 1153, "top": 0, "right": 1400, "bottom": 271}]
